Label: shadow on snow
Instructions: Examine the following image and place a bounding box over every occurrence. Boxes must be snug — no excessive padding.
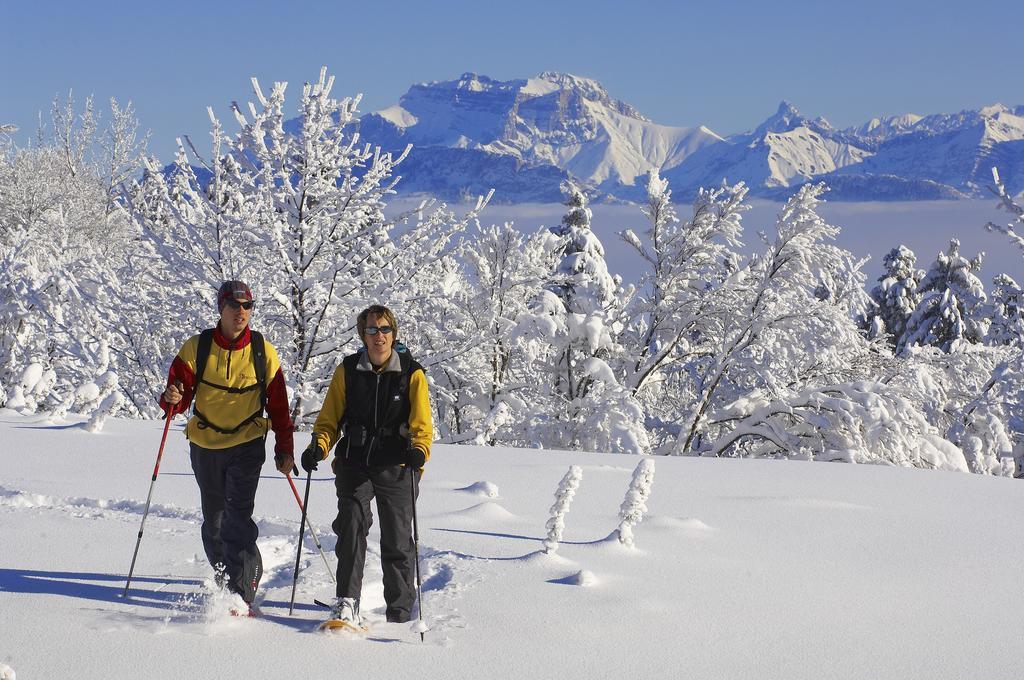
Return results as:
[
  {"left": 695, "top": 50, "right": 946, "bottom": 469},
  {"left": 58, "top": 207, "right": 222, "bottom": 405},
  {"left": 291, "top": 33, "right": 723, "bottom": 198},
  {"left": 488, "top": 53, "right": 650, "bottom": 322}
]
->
[{"left": 0, "top": 567, "right": 324, "bottom": 627}]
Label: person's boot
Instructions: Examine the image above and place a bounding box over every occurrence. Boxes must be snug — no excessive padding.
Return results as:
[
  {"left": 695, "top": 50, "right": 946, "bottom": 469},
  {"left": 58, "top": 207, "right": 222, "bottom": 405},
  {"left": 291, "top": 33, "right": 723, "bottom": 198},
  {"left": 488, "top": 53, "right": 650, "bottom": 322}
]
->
[
  {"left": 329, "top": 597, "right": 361, "bottom": 626},
  {"left": 213, "top": 562, "right": 227, "bottom": 591}
]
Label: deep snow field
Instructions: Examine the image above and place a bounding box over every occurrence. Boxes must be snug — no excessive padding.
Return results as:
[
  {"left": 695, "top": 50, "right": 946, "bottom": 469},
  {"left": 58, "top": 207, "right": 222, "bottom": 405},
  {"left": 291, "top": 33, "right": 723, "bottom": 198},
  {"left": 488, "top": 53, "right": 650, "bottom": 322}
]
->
[{"left": 1, "top": 410, "right": 1023, "bottom": 680}]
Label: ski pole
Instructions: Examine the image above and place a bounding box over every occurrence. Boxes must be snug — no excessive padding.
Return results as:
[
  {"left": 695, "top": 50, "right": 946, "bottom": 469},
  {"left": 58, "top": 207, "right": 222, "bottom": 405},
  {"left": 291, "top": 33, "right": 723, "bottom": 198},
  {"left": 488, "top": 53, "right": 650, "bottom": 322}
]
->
[
  {"left": 288, "top": 467, "right": 313, "bottom": 615},
  {"left": 410, "top": 469, "right": 426, "bottom": 641},
  {"left": 285, "top": 472, "right": 335, "bottom": 583},
  {"left": 123, "top": 408, "right": 174, "bottom": 598}
]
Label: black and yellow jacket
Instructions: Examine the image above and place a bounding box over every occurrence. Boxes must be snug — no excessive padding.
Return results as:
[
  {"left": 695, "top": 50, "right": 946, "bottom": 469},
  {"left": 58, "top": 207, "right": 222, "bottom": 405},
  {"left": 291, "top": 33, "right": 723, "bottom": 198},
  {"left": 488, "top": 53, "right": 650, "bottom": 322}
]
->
[{"left": 311, "top": 347, "right": 432, "bottom": 468}]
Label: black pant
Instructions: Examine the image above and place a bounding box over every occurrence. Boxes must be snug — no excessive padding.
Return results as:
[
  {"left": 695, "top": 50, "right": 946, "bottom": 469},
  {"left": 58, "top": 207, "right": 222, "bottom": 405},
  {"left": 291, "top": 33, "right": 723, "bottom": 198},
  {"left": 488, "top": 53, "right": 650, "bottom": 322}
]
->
[
  {"left": 334, "top": 463, "right": 419, "bottom": 622},
  {"left": 190, "top": 438, "right": 266, "bottom": 603}
]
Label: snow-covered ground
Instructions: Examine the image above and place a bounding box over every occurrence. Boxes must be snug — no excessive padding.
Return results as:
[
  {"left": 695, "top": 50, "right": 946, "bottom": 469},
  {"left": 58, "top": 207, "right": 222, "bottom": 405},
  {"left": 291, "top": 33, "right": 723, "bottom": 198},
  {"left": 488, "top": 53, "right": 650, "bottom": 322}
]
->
[{"left": 1, "top": 411, "right": 1022, "bottom": 680}]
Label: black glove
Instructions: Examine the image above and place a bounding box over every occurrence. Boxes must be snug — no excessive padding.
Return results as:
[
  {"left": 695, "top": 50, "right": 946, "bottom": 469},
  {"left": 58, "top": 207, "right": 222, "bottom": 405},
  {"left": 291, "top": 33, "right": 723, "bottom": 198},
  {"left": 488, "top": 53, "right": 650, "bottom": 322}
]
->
[
  {"left": 301, "top": 440, "right": 324, "bottom": 473},
  {"left": 405, "top": 447, "right": 426, "bottom": 469}
]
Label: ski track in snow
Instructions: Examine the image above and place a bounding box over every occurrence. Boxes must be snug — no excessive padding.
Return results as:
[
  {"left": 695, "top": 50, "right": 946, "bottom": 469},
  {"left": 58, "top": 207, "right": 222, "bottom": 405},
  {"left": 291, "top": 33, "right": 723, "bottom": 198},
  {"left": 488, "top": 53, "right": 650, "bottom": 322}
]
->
[
  {"left": 415, "top": 550, "right": 483, "bottom": 635},
  {"left": 0, "top": 483, "right": 205, "bottom": 524},
  {"left": 0, "top": 483, "right": 338, "bottom": 540},
  {"left": 0, "top": 481, "right": 478, "bottom": 634},
  {"left": 0, "top": 464, "right": 715, "bottom": 644}
]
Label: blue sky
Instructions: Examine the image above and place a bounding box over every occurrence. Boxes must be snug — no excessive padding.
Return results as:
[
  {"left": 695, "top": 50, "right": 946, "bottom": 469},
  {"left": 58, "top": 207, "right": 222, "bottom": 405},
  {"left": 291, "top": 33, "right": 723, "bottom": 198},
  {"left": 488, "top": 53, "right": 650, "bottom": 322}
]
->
[{"left": 2, "top": 0, "right": 1021, "bottom": 162}]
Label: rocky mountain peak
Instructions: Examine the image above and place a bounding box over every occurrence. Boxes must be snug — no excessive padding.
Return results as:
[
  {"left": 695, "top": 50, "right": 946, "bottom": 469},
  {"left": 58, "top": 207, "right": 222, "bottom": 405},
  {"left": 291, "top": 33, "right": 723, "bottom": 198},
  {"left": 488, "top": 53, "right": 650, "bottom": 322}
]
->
[
  {"left": 532, "top": 72, "right": 649, "bottom": 121},
  {"left": 752, "top": 101, "right": 807, "bottom": 137},
  {"left": 979, "top": 103, "right": 1011, "bottom": 118}
]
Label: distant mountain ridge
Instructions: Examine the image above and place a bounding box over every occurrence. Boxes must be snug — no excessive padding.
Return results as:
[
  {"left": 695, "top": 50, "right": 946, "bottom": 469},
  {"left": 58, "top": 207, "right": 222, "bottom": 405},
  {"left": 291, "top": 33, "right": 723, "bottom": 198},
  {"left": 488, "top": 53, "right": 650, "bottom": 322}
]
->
[
  {"left": 354, "top": 72, "right": 723, "bottom": 202},
  {"left": 331, "top": 73, "right": 1024, "bottom": 202}
]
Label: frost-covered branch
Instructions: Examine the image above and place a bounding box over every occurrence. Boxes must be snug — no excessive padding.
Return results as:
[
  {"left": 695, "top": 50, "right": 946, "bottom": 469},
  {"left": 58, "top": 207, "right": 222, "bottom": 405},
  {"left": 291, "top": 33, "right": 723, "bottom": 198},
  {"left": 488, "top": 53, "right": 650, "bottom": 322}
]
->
[{"left": 986, "top": 167, "right": 1024, "bottom": 255}]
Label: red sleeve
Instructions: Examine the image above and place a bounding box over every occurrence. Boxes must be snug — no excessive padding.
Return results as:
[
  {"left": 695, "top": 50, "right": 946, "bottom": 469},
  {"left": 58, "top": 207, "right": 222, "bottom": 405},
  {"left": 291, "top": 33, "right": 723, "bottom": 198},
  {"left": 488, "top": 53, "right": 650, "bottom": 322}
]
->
[
  {"left": 158, "top": 356, "right": 195, "bottom": 415},
  {"left": 266, "top": 368, "right": 295, "bottom": 456}
]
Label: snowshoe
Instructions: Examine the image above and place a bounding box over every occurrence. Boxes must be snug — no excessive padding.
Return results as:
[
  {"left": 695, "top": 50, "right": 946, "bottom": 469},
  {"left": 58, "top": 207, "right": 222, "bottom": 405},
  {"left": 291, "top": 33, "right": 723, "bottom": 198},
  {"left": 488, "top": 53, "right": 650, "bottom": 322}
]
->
[{"left": 316, "top": 597, "right": 366, "bottom": 632}]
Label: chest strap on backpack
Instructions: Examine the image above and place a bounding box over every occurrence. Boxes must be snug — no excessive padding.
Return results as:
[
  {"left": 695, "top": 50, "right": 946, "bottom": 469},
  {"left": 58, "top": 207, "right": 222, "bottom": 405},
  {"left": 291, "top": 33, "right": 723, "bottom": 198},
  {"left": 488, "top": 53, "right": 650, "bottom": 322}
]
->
[
  {"left": 342, "top": 423, "right": 403, "bottom": 447},
  {"left": 197, "top": 380, "right": 261, "bottom": 394},
  {"left": 193, "top": 328, "right": 268, "bottom": 434}
]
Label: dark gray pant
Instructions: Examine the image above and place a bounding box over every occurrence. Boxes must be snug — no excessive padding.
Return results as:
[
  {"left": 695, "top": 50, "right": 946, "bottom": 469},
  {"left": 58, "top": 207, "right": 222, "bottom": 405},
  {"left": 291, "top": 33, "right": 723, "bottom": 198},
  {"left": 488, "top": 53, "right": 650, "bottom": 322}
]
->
[
  {"left": 334, "top": 463, "right": 419, "bottom": 622},
  {"left": 190, "top": 438, "right": 265, "bottom": 604}
]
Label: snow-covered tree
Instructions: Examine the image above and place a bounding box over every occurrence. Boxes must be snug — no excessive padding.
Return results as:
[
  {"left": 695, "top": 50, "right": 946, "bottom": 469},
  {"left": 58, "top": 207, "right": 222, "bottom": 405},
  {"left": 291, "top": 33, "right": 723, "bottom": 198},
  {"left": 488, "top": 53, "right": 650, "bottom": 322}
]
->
[
  {"left": 520, "top": 182, "right": 649, "bottom": 454},
  {"left": 4, "top": 362, "right": 56, "bottom": 412},
  {"left": 547, "top": 182, "right": 618, "bottom": 317},
  {"left": 411, "top": 222, "right": 560, "bottom": 445},
  {"left": 0, "top": 94, "right": 149, "bottom": 413},
  {"left": 674, "top": 183, "right": 876, "bottom": 456},
  {"left": 126, "top": 68, "right": 486, "bottom": 423},
  {"left": 986, "top": 167, "right": 1024, "bottom": 256},
  {"left": 898, "top": 240, "right": 988, "bottom": 354},
  {"left": 543, "top": 465, "right": 583, "bottom": 553},
  {"left": 0, "top": 247, "right": 41, "bottom": 405},
  {"left": 987, "top": 355, "right": 1024, "bottom": 476},
  {"left": 84, "top": 372, "right": 122, "bottom": 433},
  {"left": 886, "top": 344, "right": 1016, "bottom": 475},
  {"left": 978, "top": 167, "right": 1024, "bottom": 474},
  {"left": 619, "top": 174, "right": 746, "bottom": 404},
  {"left": 987, "top": 274, "right": 1024, "bottom": 347},
  {"left": 50, "top": 93, "right": 149, "bottom": 217},
  {"left": 393, "top": 253, "right": 477, "bottom": 442},
  {"left": 866, "top": 245, "right": 923, "bottom": 347},
  {"left": 706, "top": 381, "right": 969, "bottom": 471},
  {"left": 372, "top": 199, "right": 533, "bottom": 447},
  {"left": 617, "top": 458, "right": 654, "bottom": 548}
]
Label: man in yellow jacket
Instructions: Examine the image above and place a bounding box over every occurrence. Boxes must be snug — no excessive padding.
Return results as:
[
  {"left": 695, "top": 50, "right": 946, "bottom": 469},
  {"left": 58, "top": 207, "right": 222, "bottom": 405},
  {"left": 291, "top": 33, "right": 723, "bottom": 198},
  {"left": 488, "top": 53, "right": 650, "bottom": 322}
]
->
[
  {"left": 161, "top": 280, "right": 295, "bottom": 613},
  {"left": 301, "top": 304, "right": 432, "bottom": 626}
]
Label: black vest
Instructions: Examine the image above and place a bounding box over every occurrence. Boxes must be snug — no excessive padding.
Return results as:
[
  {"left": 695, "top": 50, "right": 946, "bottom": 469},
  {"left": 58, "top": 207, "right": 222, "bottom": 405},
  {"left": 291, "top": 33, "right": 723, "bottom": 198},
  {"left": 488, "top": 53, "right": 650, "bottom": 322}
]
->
[{"left": 337, "top": 348, "right": 423, "bottom": 467}]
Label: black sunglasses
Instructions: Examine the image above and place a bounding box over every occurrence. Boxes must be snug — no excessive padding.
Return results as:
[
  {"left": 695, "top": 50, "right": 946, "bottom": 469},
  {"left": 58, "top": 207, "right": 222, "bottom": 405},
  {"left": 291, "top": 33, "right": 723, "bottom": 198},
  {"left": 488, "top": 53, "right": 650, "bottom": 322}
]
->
[
  {"left": 364, "top": 325, "right": 394, "bottom": 335},
  {"left": 224, "top": 299, "right": 254, "bottom": 311}
]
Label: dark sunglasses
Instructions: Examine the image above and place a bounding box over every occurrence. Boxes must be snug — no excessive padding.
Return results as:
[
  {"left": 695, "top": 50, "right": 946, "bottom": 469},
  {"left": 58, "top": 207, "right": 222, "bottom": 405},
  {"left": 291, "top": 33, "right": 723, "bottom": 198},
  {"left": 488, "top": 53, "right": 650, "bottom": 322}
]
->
[
  {"left": 364, "top": 325, "right": 394, "bottom": 335},
  {"left": 224, "top": 299, "right": 254, "bottom": 311}
]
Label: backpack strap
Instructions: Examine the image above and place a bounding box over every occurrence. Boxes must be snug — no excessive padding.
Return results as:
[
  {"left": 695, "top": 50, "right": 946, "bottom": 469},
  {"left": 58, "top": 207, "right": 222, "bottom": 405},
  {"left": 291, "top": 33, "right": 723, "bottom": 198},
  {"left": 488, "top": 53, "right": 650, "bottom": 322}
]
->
[
  {"left": 250, "top": 330, "right": 267, "bottom": 413},
  {"left": 341, "top": 352, "right": 360, "bottom": 427},
  {"left": 397, "top": 348, "right": 413, "bottom": 397},
  {"left": 193, "top": 329, "right": 215, "bottom": 399}
]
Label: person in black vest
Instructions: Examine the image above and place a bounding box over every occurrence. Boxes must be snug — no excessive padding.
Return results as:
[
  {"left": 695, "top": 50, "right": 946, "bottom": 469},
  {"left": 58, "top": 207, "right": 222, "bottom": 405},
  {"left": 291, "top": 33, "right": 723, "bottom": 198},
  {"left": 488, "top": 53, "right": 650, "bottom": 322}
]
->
[
  {"left": 301, "top": 304, "right": 433, "bottom": 626},
  {"left": 160, "top": 280, "right": 295, "bottom": 614}
]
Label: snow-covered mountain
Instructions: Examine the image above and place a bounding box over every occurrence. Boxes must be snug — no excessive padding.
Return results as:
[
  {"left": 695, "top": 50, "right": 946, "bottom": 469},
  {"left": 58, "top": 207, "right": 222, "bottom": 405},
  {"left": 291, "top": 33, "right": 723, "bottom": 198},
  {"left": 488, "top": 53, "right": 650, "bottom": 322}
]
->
[
  {"left": 661, "top": 101, "right": 875, "bottom": 198},
  {"left": 355, "top": 72, "right": 723, "bottom": 202},
  {"left": 846, "top": 113, "right": 925, "bottom": 142},
  {"left": 663, "top": 102, "right": 1024, "bottom": 201},
  {"left": 826, "top": 104, "right": 1024, "bottom": 198},
  {"left": 283, "top": 72, "right": 1024, "bottom": 202}
]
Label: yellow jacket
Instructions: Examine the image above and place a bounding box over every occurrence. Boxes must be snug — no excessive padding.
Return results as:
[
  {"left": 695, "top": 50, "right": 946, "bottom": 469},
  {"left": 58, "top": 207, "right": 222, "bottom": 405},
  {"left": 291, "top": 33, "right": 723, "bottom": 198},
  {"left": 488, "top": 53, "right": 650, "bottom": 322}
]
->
[{"left": 162, "top": 326, "right": 294, "bottom": 455}]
